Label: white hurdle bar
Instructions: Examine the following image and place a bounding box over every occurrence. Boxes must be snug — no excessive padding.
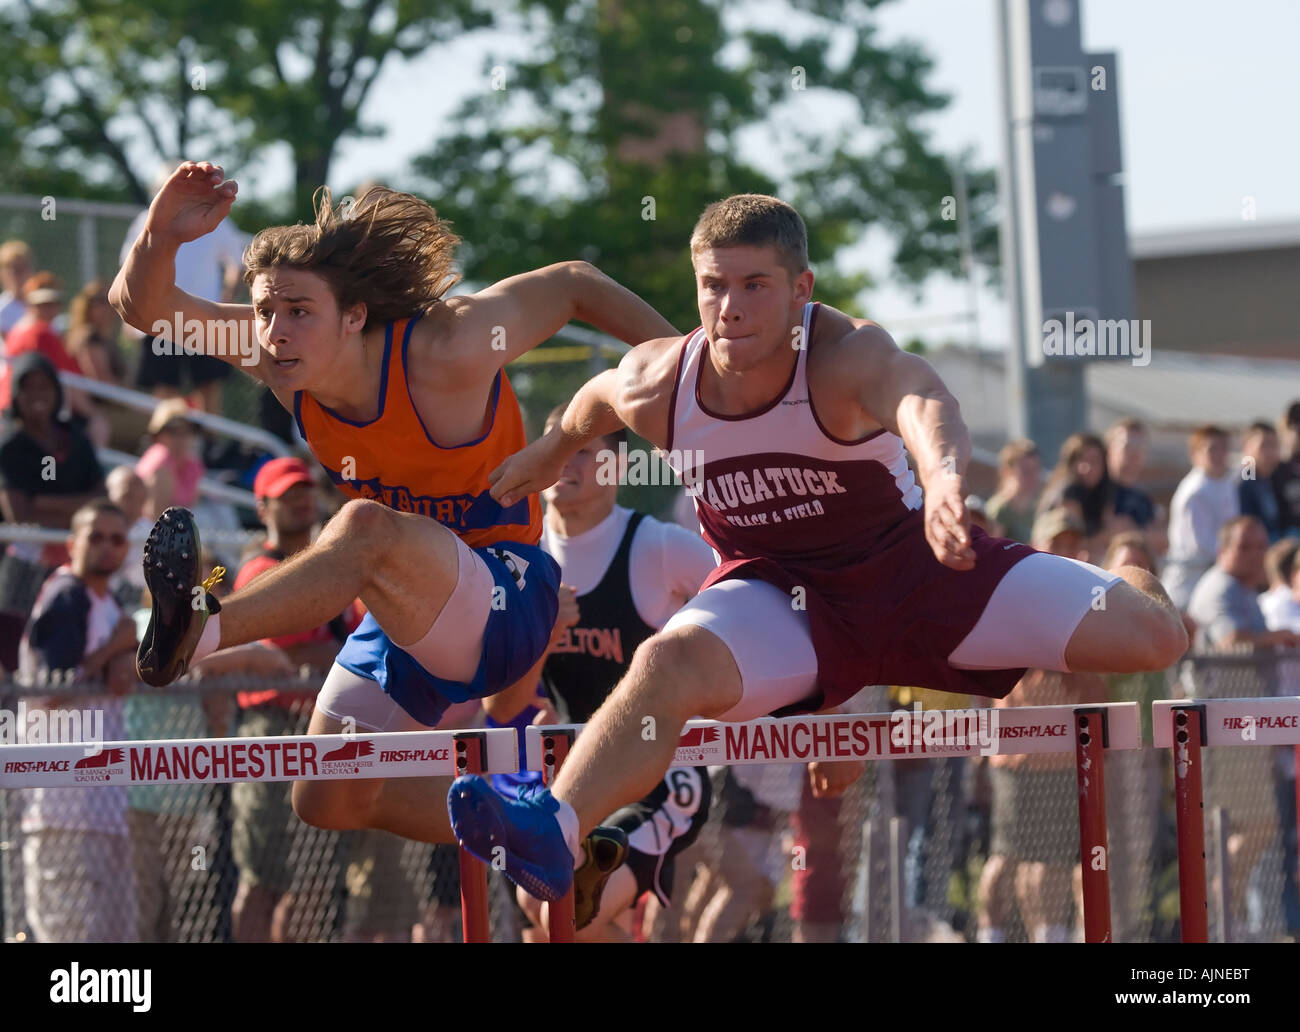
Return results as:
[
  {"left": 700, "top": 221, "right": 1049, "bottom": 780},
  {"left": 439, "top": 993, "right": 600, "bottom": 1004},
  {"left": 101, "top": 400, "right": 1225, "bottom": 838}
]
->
[
  {"left": 527, "top": 702, "right": 1141, "bottom": 943},
  {"left": 0, "top": 728, "right": 519, "bottom": 787},
  {"left": 0, "top": 727, "right": 518, "bottom": 944},
  {"left": 1152, "top": 696, "right": 1300, "bottom": 943}
]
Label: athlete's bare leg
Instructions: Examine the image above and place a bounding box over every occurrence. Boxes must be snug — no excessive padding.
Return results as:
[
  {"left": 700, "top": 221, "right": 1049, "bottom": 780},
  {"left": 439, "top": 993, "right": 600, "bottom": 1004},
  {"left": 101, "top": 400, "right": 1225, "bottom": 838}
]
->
[
  {"left": 214, "top": 498, "right": 461, "bottom": 649},
  {"left": 292, "top": 708, "right": 456, "bottom": 842},
  {"left": 550, "top": 624, "right": 743, "bottom": 836},
  {"left": 1063, "top": 566, "right": 1187, "bottom": 672}
]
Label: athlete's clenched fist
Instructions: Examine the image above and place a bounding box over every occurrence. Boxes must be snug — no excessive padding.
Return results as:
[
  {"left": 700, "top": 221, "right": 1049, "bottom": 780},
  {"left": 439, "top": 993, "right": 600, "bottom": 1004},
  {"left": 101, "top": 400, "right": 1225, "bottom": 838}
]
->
[{"left": 922, "top": 470, "right": 975, "bottom": 571}]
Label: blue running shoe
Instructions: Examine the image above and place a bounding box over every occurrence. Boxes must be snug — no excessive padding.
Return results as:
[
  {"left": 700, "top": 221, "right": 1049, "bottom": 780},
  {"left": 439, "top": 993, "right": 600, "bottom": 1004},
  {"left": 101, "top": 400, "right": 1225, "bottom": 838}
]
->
[{"left": 447, "top": 775, "right": 576, "bottom": 901}]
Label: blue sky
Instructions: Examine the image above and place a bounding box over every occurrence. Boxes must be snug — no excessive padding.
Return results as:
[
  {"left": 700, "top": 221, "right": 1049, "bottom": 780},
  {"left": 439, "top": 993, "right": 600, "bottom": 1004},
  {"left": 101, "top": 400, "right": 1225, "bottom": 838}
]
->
[{"left": 245, "top": 0, "right": 1300, "bottom": 347}]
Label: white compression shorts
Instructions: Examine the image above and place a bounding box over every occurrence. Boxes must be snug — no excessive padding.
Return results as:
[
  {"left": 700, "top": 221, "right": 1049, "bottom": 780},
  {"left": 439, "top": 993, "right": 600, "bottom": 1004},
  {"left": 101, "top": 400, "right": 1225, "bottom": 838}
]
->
[{"left": 662, "top": 552, "right": 1121, "bottom": 722}]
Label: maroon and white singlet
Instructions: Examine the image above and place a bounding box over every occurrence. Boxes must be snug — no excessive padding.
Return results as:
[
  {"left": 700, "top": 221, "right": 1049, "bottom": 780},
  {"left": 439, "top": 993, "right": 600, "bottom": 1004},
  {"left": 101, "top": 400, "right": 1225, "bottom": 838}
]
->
[{"left": 661, "top": 302, "right": 1119, "bottom": 718}]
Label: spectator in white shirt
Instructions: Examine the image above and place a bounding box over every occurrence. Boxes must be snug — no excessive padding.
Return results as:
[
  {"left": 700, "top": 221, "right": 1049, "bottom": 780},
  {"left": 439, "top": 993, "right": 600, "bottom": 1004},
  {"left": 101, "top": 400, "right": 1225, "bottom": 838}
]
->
[
  {"left": 1162, "top": 425, "right": 1240, "bottom": 610},
  {"left": 1260, "top": 538, "right": 1300, "bottom": 633},
  {"left": 18, "top": 499, "right": 139, "bottom": 942}
]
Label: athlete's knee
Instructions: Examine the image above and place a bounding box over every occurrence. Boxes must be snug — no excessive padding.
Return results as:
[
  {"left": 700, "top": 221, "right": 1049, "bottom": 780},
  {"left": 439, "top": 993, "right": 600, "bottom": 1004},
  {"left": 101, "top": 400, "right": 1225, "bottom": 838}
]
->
[
  {"left": 1110, "top": 572, "right": 1188, "bottom": 668},
  {"left": 1122, "top": 596, "right": 1187, "bottom": 670},
  {"left": 292, "top": 778, "right": 373, "bottom": 831},
  {"left": 628, "top": 626, "right": 738, "bottom": 716},
  {"left": 1148, "top": 608, "right": 1188, "bottom": 668},
  {"left": 327, "top": 498, "right": 399, "bottom": 553}
]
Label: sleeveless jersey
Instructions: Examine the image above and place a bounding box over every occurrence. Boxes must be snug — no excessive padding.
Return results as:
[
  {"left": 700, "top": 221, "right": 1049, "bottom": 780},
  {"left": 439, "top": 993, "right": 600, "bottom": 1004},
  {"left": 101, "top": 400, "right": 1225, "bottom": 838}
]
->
[
  {"left": 662, "top": 301, "right": 1035, "bottom": 710},
  {"left": 293, "top": 316, "right": 542, "bottom": 548},
  {"left": 666, "top": 302, "right": 924, "bottom": 567},
  {"left": 542, "top": 512, "right": 658, "bottom": 723}
]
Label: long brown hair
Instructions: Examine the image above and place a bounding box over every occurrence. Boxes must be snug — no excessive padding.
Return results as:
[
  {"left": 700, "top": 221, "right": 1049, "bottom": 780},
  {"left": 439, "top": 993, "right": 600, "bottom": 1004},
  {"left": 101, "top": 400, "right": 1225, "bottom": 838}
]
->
[
  {"left": 1038, "top": 431, "right": 1107, "bottom": 514},
  {"left": 68, "top": 279, "right": 108, "bottom": 333},
  {"left": 243, "top": 186, "right": 462, "bottom": 328}
]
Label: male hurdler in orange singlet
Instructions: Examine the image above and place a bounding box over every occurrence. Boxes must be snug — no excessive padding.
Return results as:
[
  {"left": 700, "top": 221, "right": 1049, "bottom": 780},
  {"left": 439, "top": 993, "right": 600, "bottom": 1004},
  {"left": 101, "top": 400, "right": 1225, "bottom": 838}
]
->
[{"left": 110, "top": 161, "right": 677, "bottom": 843}]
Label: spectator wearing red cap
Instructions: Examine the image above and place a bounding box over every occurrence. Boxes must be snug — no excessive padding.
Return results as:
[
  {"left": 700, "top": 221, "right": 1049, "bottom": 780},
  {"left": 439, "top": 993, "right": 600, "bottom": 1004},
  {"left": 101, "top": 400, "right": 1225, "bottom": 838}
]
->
[{"left": 229, "top": 456, "right": 362, "bottom": 943}]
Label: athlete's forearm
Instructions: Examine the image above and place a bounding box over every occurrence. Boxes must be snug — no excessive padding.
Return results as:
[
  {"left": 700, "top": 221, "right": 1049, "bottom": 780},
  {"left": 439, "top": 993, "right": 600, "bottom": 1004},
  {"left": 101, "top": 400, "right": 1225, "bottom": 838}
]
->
[
  {"left": 554, "top": 369, "right": 627, "bottom": 456},
  {"left": 896, "top": 390, "right": 972, "bottom": 485},
  {"left": 109, "top": 226, "right": 183, "bottom": 333},
  {"left": 568, "top": 262, "right": 678, "bottom": 347}
]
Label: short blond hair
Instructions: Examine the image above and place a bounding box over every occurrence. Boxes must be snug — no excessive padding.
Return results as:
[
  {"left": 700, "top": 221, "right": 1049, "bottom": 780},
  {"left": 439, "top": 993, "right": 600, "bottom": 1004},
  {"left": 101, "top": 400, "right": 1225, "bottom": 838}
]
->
[
  {"left": 690, "top": 194, "right": 809, "bottom": 278},
  {"left": 0, "top": 240, "right": 32, "bottom": 266}
]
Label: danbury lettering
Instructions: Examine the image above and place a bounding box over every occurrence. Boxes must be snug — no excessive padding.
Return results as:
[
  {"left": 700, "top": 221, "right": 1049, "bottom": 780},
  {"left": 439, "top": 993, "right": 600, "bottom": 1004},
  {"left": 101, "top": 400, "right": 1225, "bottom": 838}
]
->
[{"left": 49, "top": 963, "right": 151, "bottom": 1012}]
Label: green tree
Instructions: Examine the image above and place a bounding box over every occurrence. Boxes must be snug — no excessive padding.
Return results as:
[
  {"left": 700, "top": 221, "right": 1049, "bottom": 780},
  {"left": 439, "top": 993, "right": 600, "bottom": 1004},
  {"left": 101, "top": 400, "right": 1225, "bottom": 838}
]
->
[
  {"left": 410, "top": 0, "right": 998, "bottom": 332},
  {"left": 0, "top": 0, "right": 494, "bottom": 217},
  {"left": 410, "top": 0, "right": 996, "bottom": 514}
]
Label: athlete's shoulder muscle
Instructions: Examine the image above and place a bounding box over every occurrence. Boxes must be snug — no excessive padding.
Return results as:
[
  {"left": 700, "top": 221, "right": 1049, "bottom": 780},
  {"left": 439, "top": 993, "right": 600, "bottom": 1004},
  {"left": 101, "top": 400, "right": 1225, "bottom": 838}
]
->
[
  {"left": 615, "top": 335, "right": 684, "bottom": 450},
  {"left": 406, "top": 300, "right": 483, "bottom": 382},
  {"left": 813, "top": 308, "right": 953, "bottom": 428}
]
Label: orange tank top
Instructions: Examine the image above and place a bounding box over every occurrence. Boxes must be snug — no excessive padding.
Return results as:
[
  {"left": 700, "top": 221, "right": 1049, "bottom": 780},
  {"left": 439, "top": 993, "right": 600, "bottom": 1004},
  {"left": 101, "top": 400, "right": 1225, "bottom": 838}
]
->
[{"left": 293, "top": 316, "right": 542, "bottom": 548}]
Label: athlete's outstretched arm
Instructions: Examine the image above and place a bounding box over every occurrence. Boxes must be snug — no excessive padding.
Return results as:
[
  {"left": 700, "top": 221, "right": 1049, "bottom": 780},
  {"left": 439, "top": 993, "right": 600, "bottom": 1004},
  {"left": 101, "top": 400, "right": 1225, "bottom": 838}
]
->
[
  {"left": 847, "top": 324, "right": 976, "bottom": 570},
  {"left": 453, "top": 262, "right": 677, "bottom": 370},
  {"left": 488, "top": 336, "right": 681, "bottom": 507},
  {"left": 109, "top": 161, "right": 264, "bottom": 379}
]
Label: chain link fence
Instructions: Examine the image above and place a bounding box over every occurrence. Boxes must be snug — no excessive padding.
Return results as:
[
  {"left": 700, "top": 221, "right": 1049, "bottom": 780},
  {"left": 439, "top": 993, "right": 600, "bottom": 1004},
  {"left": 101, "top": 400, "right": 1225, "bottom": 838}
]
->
[{"left": 1, "top": 659, "right": 1296, "bottom": 944}]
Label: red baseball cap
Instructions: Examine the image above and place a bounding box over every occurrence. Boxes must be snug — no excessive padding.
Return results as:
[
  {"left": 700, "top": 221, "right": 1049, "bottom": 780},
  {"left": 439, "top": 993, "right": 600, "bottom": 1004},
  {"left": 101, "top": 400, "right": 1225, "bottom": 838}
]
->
[{"left": 254, "top": 457, "right": 316, "bottom": 499}]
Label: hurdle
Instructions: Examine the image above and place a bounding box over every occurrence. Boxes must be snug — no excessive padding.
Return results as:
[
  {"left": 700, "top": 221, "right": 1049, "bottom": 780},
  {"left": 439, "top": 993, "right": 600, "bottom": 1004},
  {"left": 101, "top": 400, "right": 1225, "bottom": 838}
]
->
[
  {"left": 1153, "top": 696, "right": 1300, "bottom": 943},
  {"left": 526, "top": 701, "right": 1141, "bottom": 943},
  {"left": 0, "top": 726, "right": 519, "bottom": 944},
  {"left": 0, "top": 702, "right": 1142, "bottom": 942},
  {"left": 538, "top": 728, "right": 576, "bottom": 942}
]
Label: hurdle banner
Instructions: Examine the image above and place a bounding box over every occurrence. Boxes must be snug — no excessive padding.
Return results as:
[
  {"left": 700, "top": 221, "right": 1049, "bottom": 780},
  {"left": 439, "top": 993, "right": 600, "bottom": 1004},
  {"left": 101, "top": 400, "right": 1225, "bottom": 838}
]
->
[
  {"left": 528, "top": 703, "right": 1139, "bottom": 943},
  {"left": 1153, "top": 696, "right": 1300, "bottom": 944},
  {"left": 0, "top": 728, "right": 519, "bottom": 787},
  {"left": 524, "top": 702, "right": 1141, "bottom": 770}
]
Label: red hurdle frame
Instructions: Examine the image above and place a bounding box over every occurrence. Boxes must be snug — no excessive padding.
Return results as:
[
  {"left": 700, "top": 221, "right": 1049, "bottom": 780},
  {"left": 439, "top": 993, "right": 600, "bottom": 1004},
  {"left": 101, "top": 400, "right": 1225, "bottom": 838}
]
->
[
  {"left": 1073, "top": 708, "right": 1113, "bottom": 943},
  {"left": 1170, "top": 705, "right": 1209, "bottom": 943},
  {"left": 540, "top": 729, "right": 577, "bottom": 943},
  {"left": 454, "top": 732, "right": 492, "bottom": 943}
]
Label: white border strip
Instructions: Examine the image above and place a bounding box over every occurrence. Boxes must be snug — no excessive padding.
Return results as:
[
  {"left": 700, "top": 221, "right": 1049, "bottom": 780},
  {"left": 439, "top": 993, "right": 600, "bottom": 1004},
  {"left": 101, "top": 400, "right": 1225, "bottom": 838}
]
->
[{"left": 0, "top": 728, "right": 518, "bottom": 787}]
